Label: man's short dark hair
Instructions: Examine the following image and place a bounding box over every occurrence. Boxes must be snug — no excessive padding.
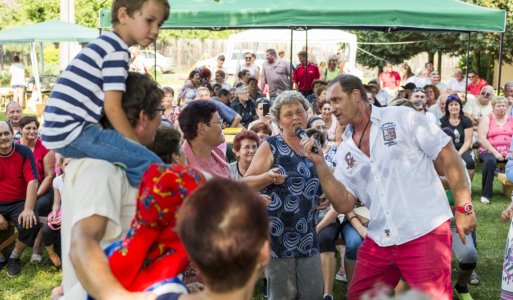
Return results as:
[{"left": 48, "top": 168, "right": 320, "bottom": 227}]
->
[
  {"left": 217, "top": 55, "right": 225, "bottom": 61},
  {"left": 328, "top": 75, "right": 369, "bottom": 103},
  {"left": 101, "top": 72, "right": 163, "bottom": 128},
  {"left": 111, "top": 0, "right": 170, "bottom": 25},
  {"left": 266, "top": 49, "right": 277, "bottom": 57},
  {"left": 217, "top": 88, "right": 230, "bottom": 98},
  {"left": 146, "top": 126, "right": 182, "bottom": 163}
]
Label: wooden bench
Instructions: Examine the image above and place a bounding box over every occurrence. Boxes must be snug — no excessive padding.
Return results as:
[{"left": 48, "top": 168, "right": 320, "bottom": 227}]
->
[
  {"left": 498, "top": 173, "right": 513, "bottom": 197},
  {"left": 0, "top": 223, "right": 18, "bottom": 257}
]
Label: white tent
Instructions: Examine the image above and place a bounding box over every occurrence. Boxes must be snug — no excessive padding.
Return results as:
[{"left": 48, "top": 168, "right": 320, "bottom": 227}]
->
[{"left": 225, "top": 29, "right": 358, "bottom": 74}]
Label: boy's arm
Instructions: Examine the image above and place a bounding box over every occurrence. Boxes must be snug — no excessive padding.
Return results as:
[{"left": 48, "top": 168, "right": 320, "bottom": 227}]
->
[{"left": 104, "top": 91, "right": 137, "bottom": 141}]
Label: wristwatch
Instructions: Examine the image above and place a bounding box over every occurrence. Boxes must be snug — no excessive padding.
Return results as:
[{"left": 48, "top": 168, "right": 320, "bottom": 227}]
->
[{"left": 456, "top": 203, "right": 474, "bottom": 215}]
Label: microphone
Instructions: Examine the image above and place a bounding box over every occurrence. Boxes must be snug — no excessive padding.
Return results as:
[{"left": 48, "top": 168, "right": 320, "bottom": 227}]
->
[{"left": 295, "top": 127, "right": 319, "bottom": 154}]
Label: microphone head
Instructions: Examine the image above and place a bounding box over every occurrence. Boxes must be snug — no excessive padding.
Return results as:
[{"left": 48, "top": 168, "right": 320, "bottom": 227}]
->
[{"left": 295, "top": 127, "right": 306, "bottom": 138}]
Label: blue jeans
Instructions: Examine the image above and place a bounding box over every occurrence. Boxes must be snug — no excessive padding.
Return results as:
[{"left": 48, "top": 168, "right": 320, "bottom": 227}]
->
[
  {"left": 341, "top": 221, "right": 364, "bottom": 261},
  {"left": 55, "top": 123, "right": 162, "bottom": 187}
]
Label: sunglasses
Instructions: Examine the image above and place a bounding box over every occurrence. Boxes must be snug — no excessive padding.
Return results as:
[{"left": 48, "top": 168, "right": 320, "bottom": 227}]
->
[
  {"left": 413, "top": 88, "right": 425, "bottom": 93},
  {"left": 480, "top": 91, "right": 491, "bottom": 97},
  {"left": 468, "top": 75, "right": 476, "bottom": 79},
  {"left": 244, "top": 57, "right": 252, "bottom": 60},
  {"left": 447, "top": 95, "right": 460, "bottom": 101}
]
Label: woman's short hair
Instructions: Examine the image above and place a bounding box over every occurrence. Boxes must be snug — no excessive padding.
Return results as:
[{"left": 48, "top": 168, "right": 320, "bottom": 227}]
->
[
  {"left": 315, "top": 85, "right": 327, "bottom": 97},
  {"left": 146, "top": 126, "right": 182, "bottom": 163},
  {"left": 232, "top": 130, "right": 260, "bottom": 153},
  {"left": 423, "top": 84, "right": 441, "bottom": 99},
  {"left": 18, "top": 115, "right": 39, "bottom": 129},
  {"left": 178, "top": 101, "right": 218, "bottom": 140},
  {"left": 249, "top": 122, "right": 272, "bottom": 136},
  {"left": 492, "top": 96, "right": 509, "bottom": 108},
  {"left": 317, "top": 99, "right": 330, "bottom": 113},
  {"left": 270, "top": 91, "right": 310, "bottom": 123},
  {"left": 176, "top": 179, "right": 269, "bottom": 293}
]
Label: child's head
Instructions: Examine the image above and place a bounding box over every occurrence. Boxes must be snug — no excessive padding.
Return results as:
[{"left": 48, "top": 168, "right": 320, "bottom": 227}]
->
[
  {"left": 161, "top": 86, "right": 174, "bottom": 108},
  {"left": 111, "top": 0, "right": 170, "bottom": 47}
]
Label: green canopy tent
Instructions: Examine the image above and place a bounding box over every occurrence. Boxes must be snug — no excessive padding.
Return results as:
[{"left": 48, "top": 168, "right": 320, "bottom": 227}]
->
[
  {"left": 0, "top": 20, "right": 99, "bottom": 101},
  {"left": 99, "top": 0, "right": 507, "bottom": 88},
  {"left": 99, "top": 0, "right": 505, "bottom": 32}
]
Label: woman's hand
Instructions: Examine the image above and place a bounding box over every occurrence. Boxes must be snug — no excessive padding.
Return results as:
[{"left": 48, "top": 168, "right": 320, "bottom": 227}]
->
[
  {"left": 267, "top": 167, "right": 287, "bottom": 185},
  {"left": 260, "top": 194, "right": 272, "bottom": 206},
  {"left": 494, "top": 151, "right": 505, "bottom": 161}
]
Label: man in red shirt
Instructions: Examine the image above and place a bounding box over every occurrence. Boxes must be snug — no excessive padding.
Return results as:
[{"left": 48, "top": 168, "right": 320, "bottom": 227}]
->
[
  {"left": 292, "top": 51, "right": 320, "bottom": 97},
  {"left": 0, "top": 120, "right": 39, "bottom": 277},
  {"left": 467, "top": 69, "right": 488, "bottom": 96},
  {"left": 379, "top": 62, "right": 401, "bottom": 99}
]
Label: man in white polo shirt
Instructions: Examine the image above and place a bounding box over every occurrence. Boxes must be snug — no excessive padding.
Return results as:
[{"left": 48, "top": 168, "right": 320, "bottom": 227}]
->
[{"left": 301, "top": 75, "right": 476, "bottom": 300}]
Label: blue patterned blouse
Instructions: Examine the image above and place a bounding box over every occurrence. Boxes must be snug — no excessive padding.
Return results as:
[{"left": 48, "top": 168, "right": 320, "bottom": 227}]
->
[{"left": 262, "top": 134, "right": 322, "bottom": 258}]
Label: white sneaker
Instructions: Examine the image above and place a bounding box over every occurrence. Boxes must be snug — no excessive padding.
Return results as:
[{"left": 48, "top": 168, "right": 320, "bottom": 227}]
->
[
  {"left": 335, "top": 273, "right": 347, "bottom": 282},
  {"left": 480, "top": 197, "right": 490, "bottom": 204}
]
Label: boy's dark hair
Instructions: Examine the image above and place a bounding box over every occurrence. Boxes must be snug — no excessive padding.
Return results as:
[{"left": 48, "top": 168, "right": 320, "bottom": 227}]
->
[
  {"left": 101, "top": 72, "right": 163, "bottom": 128},
  {"left": 146, "top": 126, "right": 182, "bottom": 163},
  {"left": 217, "top": 89, "right": 230, "bottom": 98},
  {"left": 111, "top": 0, "right": 170, "bottom": 25}
]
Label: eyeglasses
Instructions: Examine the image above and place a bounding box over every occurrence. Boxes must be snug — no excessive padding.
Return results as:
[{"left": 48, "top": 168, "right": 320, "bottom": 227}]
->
[
  {"left": 154, "top": 107, "right": 166, "bottom": 115},
  {"left": 468, "top": 75, "right": 476, "bottom": 79},
  {"left": 245, "top": 57, "right": 252, "bottom": 60},
  {"left": 480, "top": 91, "right": 491, "bottom": 97}
]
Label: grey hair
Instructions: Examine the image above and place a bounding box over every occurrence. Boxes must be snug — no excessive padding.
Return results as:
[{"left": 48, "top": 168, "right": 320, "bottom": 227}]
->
[
  {"left": 270, "top": 91, "right": 310, "bottom": 123},
  {"left": 504, "top": 81, "right": 513, "bottom": 92},
  {"left": 235, "top": 85, "right": 248, "bottom": 96},
  {"left": 491, "top": 96, "right": 508, "bottom": 108}
]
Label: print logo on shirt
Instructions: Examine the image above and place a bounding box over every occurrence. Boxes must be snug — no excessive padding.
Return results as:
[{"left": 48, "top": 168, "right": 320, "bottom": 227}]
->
[
  {"left": 381, "top": 122, "right": 397, "bottom": 146},
  {"left": 345, "top": 152, "right": 357, "bottom": 170}
]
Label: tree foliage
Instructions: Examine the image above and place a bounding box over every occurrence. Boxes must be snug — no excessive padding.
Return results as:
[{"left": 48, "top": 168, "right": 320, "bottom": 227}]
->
[{"left": 355, "top": 0, "right": 513, "bottom": 83}]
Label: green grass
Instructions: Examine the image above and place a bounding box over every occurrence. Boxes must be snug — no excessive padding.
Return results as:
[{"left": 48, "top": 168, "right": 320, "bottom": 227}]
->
[{"left": 0, "top": 149, "right": 509, "bottom": 299}]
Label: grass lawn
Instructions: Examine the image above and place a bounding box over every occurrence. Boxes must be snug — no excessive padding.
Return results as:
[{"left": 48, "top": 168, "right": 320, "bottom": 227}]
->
[{"left": 0, "top": 124, "right": 509, "bottom": 299}]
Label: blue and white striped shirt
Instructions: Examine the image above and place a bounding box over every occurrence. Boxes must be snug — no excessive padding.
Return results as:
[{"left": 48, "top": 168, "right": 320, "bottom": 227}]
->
[{"left": 41, "top": 31, "right": 130, "bottom": 149}]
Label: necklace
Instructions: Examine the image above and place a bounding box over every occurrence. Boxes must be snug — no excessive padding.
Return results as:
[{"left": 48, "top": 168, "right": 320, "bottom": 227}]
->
[{"left": 356, "top": 119, "right": 371, "bottom": 149}]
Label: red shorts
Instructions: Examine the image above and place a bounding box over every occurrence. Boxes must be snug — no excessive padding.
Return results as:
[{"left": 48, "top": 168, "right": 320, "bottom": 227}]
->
[{"left": 348, "top": 220, "right": 452, "bottom": 300}]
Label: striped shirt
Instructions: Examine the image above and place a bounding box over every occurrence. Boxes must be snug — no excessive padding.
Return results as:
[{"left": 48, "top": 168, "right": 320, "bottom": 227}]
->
[{"left": 41, "top": 31, "right": 130, "bottom": 149}]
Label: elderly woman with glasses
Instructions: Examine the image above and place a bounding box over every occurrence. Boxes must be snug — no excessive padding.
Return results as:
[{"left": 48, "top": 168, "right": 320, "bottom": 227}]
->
[
  {"left": 179, "top": 100, "right": 230, "bottom": 178},
  {"left": 477, "top": 96, "right": 513, "bottom": 204},
  {"left": 230, "top": 85, "right": 256, "bottom": 129},
  {"left": 244, "top": 91, "right": 324, "bottom": 300},
  {"left": 440, "top": 95, "right": 476, "bottom": 179}
]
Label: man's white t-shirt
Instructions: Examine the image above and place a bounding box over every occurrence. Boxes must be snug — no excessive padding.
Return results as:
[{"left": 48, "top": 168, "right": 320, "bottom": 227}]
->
[{"left": 60, "top": 158, "right": 137, "bottom": 299}]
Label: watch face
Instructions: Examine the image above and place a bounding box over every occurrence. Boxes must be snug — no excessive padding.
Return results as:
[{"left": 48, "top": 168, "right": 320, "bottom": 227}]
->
[{"left": 464, "top": 203, "right": 473, "bottom": 214}]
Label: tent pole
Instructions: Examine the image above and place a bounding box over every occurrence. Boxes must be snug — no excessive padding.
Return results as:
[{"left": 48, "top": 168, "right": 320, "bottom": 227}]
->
[
  {"left": 39, "top": 42, "right": 44, "bottom": 76},
  {"left": 464, "top": 32, "right": 471, "bottom": 101},
  {"left": 153, "top": 41, "right": 157, "bottom": 80},
  {"left": 305, "top": 29, "right": 308, "bottom": 97},
  {"left": 498, "top": 32, "right": 504, "bottom": 94},
  {"left": 289, "top": 29, "right": 293, "bottom": 89}
]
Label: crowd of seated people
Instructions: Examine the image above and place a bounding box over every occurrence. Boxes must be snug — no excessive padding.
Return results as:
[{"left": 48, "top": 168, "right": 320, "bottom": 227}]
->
[{"left": 6, "top": 45, "right": 513, "bottom": 300}]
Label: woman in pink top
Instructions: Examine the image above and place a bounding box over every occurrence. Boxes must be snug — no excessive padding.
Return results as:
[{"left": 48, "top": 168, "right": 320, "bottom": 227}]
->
[
  {"left": 178, "top": 100, "right": 231, "bottom": 179},
  {"left": 477, "top": 96, "right": 513, "bottom": 204}
]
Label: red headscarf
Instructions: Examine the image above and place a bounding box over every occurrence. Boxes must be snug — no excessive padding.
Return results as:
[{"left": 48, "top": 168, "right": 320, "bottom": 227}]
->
[{"left": 107, "top": 164, "right": 206, "bottom": 292}]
